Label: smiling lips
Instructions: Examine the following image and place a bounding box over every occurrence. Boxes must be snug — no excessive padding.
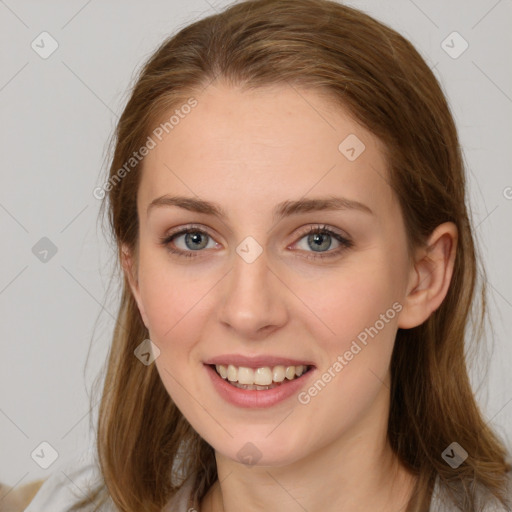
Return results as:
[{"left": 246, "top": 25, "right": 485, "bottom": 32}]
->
[
  {"left": 204, "top": 354, "right": 315, "bottom": 392},
  {"left": 204, "top": 357, "right": 316, "bottom": 406}
]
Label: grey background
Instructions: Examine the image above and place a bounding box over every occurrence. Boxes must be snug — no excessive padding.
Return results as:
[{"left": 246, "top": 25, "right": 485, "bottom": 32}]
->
[{"left": 1, "top": 0, "right": 511, "bottom": 488}]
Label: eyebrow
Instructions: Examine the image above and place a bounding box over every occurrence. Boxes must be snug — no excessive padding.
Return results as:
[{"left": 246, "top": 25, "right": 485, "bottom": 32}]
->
[{"left": 146, "top": 194, "right": 373, "bottom": 221}]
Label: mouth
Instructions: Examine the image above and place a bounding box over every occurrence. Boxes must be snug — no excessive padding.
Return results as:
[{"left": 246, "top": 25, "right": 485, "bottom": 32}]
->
[{"left": 209, "top": 363, "right": 314, "bottom": 391}]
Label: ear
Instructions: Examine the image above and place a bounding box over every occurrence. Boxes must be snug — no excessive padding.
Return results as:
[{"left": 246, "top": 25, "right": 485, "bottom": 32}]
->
[
  {"left": 397, "top": 222, "right": 458, "bottom": 329},
  {"left": 121, "top": 244, "right": 149, "bottom": 328}
]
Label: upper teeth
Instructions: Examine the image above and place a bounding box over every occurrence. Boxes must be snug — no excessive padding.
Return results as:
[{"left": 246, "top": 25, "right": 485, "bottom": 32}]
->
[{"left": 215, "top": 364, "right": 307, "bottom": 385}]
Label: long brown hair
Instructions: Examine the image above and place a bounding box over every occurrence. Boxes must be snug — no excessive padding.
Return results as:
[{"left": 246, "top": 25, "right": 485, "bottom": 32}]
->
[{"left": 72, "top": 1, "right": 511, "bottom": 510}]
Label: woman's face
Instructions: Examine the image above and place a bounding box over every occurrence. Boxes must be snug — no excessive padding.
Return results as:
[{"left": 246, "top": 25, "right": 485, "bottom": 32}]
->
[{"left": 126, "top": 82, "right": 415, "bottom": 466}]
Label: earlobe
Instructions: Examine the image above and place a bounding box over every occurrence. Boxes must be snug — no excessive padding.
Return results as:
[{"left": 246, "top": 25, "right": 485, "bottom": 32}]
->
[
  {"left": 121, "top": 244, "right": 149, "bottom": 328},
  {"left": 397, "top": 222, "right": 458, "bottom": 329}
]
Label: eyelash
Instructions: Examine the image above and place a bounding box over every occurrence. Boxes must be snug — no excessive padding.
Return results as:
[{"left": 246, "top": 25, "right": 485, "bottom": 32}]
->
[
  {"left": 159, "top": 224, "right": 353, "bottom": 260},
  {"left": 292, "top": 225, "right": 354, "bottom": 260}
]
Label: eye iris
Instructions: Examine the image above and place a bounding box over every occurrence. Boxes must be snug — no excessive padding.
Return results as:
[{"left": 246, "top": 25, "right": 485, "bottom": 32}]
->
[
  {"left": 308, "top": 233, "right": 331, "bottom": 252},
  {"left": 185, "top": 232, "right": 208, "bottom": 250}
]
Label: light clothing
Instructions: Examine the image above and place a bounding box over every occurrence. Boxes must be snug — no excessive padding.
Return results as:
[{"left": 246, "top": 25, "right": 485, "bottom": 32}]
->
[{"left": 26, "top": 449, "right": 512, "bottom": 511}]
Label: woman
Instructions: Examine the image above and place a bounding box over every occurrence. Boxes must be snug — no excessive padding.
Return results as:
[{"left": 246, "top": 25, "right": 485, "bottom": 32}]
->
[{"left": 26, "top": 0, "right": 512, "bottom": 510}]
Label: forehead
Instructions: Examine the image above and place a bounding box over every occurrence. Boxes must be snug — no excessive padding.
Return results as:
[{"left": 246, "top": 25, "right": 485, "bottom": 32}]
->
[{"left": 137, "top": 82, "right": 396, "bottom": 222}]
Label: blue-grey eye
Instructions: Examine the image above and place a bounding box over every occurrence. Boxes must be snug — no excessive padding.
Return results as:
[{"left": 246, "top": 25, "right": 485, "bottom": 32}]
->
[
  {"left": 163, "top": 229, "right": 216, "bottom": 252},
  {"left": 307, "top": 232, "right": 333, "bottom": 252},
  {"left": 160, "top": 226, "right": 219, "bottom": 257},
  {"left": 182, "top": 231, "right": 210, "bottom": 250}
]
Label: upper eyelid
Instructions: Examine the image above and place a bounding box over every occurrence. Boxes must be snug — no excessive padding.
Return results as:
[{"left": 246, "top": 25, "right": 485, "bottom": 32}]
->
[{"left": 164, "top": 224, "right": 216, "bottom": 241}]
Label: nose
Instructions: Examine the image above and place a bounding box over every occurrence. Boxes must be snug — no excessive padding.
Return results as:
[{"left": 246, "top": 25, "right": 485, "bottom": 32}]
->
[{"left": 217, "top": 247, "right": 289, "bottom": 340}]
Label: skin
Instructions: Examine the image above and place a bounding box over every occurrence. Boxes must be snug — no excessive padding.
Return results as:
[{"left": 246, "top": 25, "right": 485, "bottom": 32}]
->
[{"left": 122, "top": 81, "right": 458, "bottom": 512}]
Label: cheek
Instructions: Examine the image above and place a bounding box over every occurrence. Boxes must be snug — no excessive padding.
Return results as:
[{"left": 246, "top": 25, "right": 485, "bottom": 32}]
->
[
  {"left": 137, "top": 259, "right": 214, "bottom": 412},
  {"left": 288, "top": 255, "right": 404, "bottom": 417},
  {"left": 137, "top": 249, "right": 216, "bottom": 346},
  {"left": 293, "top": 260, "right": 402, "bottom": 350},
  {"left": 291, "top": 266, "right": 401, "bottom": 432}
]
